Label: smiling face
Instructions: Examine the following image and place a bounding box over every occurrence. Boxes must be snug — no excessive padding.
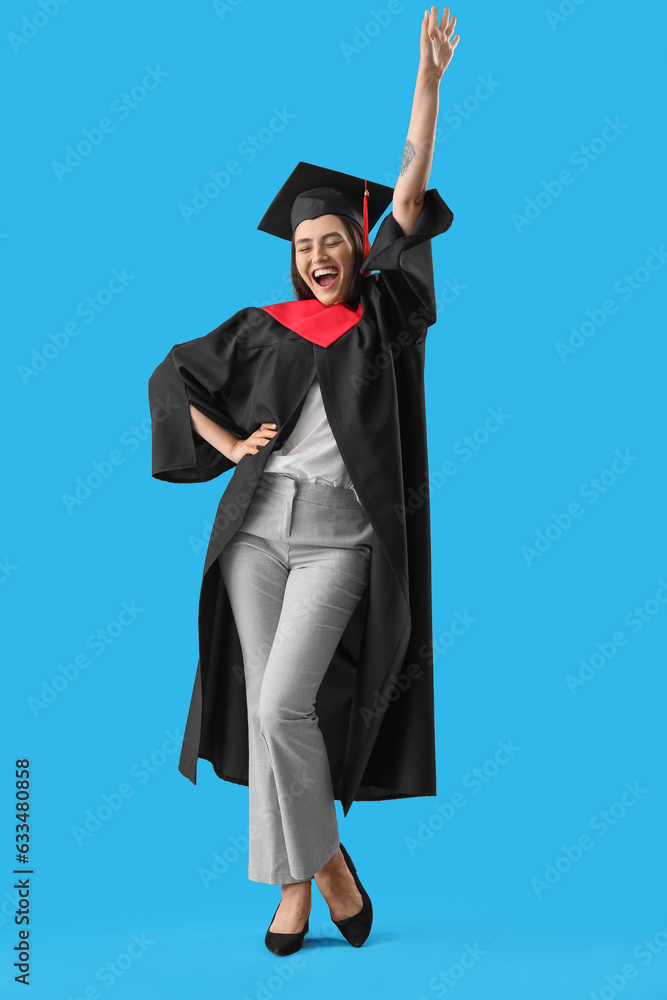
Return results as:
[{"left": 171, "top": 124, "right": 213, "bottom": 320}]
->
[{"left": 293, "top": 214, "right": 357, "bottom": 306}]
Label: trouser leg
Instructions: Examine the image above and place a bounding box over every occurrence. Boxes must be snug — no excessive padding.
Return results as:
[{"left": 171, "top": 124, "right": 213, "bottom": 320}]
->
[
  {"left": 257, "top": 539, "right": 371, "bottom": 882},
  {"left": 218, "top": 529, "right": 292, "bottom": 883}
]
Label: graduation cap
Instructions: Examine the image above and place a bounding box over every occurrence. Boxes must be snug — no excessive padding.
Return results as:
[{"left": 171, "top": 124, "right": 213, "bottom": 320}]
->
[{"left": 256, "top": 161, "right": 394, "bottom": 264}]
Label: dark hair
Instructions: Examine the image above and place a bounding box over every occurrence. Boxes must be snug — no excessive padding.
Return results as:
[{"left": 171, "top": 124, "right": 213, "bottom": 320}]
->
[{"left": 290, "top": 215, "right": 366, "bottom": 309}]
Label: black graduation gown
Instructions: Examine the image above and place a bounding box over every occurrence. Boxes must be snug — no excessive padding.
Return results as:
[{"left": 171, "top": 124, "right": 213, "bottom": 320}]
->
[{"left": 148, "top": 187, "right": 454, "bottom": 816}]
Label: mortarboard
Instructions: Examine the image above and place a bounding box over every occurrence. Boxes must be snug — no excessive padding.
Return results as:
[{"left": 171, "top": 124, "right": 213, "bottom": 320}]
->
[{"left": 256, "top": 161, "right": 394, "bottom": 264}]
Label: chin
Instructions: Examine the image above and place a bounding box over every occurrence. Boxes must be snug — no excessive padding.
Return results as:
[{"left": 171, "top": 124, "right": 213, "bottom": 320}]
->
[{"left": 311, "top": 282, "right": 348, "bottom": 306}]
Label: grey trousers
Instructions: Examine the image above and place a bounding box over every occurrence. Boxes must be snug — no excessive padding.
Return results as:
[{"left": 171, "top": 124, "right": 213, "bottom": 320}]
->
[{"left": 218, "top": 471, "right": 373, "bottom": 885}]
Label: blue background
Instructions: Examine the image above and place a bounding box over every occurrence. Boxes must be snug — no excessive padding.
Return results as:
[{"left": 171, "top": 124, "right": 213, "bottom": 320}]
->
[{"left": 3, "top": 0, "right": 666, "bottom": 997}]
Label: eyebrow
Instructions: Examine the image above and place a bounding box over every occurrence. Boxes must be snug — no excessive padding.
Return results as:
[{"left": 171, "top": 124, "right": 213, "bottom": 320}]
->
[{"left": 295, "top": 231, "right": 343, "bottom": 246}]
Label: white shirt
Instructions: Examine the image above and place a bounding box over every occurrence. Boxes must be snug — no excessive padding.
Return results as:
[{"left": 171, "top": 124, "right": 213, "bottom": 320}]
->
[{"left": 264, "top": 375, "right": 362, "bottom": 506}]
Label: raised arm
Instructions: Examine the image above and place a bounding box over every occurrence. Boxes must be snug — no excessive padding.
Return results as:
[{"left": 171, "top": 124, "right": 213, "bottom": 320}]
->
[{"left": 392, "top": 6, "right": 460, "bottom": 237}]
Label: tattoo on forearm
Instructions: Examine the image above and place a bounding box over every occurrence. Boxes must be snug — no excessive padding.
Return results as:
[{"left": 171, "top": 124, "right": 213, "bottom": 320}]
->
[{"left": 400, "top": 139, "right": 416, "bottom": 176}]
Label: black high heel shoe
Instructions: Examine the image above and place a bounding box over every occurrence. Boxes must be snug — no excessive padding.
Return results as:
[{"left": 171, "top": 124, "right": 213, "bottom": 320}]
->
[
  {"left": 332, "top": 843, "right": 373, "bottom": 947},
  {"left": 264, "top": 899, "right": 309, "bottom": 956}
]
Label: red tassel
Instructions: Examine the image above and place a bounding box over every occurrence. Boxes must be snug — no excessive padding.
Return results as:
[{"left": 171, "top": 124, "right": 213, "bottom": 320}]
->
[{"left": 362, "top": 179, "right": 370, "bottom": 260}]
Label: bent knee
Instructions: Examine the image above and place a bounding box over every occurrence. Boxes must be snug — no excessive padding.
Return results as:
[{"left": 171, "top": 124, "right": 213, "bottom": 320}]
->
[{"left": 257, "top": 700, "right": 315, "bottom": 736}]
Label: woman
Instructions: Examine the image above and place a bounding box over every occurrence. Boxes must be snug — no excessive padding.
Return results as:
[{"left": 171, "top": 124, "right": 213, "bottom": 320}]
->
[{"left": 148, "top": 6, "right": 459, "bottom": 955}]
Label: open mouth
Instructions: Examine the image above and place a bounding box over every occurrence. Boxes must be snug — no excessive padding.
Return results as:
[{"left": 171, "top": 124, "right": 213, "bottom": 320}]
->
[{"left": 313, "top": 268, "right": 339, "bottom": 289}]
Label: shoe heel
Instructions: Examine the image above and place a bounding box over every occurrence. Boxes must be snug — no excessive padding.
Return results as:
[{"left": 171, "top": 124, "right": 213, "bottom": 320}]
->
[{"left": 332, "top": 843, "right": 373, "bottom": 948}]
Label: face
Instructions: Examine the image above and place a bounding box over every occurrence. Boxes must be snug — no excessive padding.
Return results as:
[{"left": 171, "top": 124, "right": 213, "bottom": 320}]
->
[{"left": 293, "top": 214, "right": 356, "bottom": 305}]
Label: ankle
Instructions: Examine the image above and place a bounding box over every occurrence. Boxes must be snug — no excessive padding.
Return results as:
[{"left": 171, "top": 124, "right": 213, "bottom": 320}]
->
[
  {"left": 280, "top": 881, "right": 312, "bottom": 898},
  {"left": 316, "top": 850, "right": 349, "bottom": 882}
]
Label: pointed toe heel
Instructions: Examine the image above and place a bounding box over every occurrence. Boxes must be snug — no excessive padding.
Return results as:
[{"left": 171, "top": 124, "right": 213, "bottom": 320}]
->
[
  {"left": 332, "top": 843, "right": 373, "bottom": 948},
  {"left": 264, "top": 902, "right": 309, "bottom": 956}
]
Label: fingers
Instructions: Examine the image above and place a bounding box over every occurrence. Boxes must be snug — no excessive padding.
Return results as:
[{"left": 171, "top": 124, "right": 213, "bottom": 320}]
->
[
  {"left": 426, "top": 7, "right": 459, "bottom": 45},
  {"left": 250, "top": 423, "right": 278, "bottom": 446},
  {"left": 239, "top": 421, "right": 278, "bottom": 458}
]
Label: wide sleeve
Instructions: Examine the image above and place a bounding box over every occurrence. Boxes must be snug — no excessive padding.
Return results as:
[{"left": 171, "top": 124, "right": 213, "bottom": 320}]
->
[
  {"left": 148, "top": 313, "right": 247, "bottom": 483},
  {"left": 361, "top": 187, "right": 454, "bottom": 344}
]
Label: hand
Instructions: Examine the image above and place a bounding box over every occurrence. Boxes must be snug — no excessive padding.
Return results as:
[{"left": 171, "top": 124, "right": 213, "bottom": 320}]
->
[
  {"left": 230, "top": 422, "right": 278, "bottom": 463},
  {"left": 420, "top": 6, "right": 460, "bottom": 82}
]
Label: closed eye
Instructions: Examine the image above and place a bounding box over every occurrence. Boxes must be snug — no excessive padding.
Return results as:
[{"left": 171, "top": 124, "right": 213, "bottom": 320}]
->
[{"left": 298, "top": 241, "right": 342, "bottom": 252}]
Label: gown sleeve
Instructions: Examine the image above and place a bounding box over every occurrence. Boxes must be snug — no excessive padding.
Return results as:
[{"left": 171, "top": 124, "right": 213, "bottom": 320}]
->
[
  {"left": 361, "top": 186, "right": 454, "bottom": 344},
  {"left": 148, "top": 313, "right": 247, "bottom": 483}
]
